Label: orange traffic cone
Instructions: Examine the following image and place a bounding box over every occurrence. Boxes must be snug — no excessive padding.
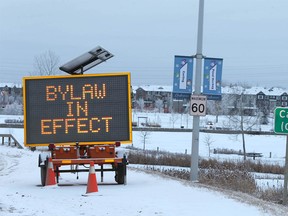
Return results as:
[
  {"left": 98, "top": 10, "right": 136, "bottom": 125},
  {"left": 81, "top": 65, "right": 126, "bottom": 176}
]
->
[
  {"left": 45, "top": 157, "right": 57, "bottom": 186},
  {"left": 86, "top": 161, "right": 98, "bottom": 194}
]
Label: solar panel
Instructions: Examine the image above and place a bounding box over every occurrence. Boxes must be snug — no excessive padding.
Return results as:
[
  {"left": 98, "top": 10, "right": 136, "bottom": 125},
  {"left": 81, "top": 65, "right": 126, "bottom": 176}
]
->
[{"left": 59, "top": 46, "right": 114, "bottom": 75}]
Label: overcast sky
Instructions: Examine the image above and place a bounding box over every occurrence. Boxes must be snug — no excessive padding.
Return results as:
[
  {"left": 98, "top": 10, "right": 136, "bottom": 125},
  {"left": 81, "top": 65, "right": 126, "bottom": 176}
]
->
[{"left": 1, "top": 0, "right": 288, "bottom": 88}]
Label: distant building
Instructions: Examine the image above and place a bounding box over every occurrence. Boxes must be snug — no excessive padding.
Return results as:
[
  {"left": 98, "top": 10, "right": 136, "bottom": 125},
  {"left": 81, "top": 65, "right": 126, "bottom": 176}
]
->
[
  {"left": 215, "top": 86, "right": 287, "bottom": 116},
  {"left": 133, "top": 85, "right": 288, "bottom": 115},
  {"left": 256, "top": 87, "right": 288, "bottom": 114},
  {"left": 134, "top": 85, "right": 172, "bottom": 112},
  {"left": 1, "top": 82, "right": 287, "bottom": 116}
]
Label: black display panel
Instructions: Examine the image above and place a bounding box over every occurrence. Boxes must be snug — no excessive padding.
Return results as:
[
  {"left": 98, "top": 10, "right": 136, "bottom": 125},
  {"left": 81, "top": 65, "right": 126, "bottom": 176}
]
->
[{"left": 23, "top": 73, "right": 131, "bottom": 146}]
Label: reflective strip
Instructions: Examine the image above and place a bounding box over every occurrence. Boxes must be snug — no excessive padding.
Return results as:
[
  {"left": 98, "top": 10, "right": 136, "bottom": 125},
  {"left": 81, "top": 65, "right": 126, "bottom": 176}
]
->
[
  {"left": 62, "top": 160, "right": 71, "bottom": 164},
  {"left": 104, "top": 159, "right": 114, "bottom": 163},
  {"left": 89, "top": 165, "right": 95, "bottom": 174},
  {"left": 47, "top": 158, "right": 53, "bottom": 169}
]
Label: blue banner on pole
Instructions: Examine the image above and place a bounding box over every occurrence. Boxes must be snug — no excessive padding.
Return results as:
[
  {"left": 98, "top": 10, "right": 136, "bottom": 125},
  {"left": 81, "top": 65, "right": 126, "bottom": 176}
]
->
[
  {"left": 173, "top": 56, "right": 193, "bottom": 97},
  {"left": 203, "top": 58, "right": 223, "bottom": 100}
]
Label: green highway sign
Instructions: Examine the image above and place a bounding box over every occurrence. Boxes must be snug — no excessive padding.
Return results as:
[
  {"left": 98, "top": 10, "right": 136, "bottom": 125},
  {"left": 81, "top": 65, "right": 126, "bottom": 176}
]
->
[
  {"left": 274, "top": 107, "right": 288, "bottom": 134},
  {"left": 274, "top": 107, "right": 288, "bottom": 205}
]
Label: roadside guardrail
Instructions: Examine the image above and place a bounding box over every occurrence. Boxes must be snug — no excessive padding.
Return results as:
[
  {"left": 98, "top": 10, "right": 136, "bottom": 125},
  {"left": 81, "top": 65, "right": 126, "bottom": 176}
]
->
[{"left": 0, "top": 134, "right": 23, "bottom": 149}]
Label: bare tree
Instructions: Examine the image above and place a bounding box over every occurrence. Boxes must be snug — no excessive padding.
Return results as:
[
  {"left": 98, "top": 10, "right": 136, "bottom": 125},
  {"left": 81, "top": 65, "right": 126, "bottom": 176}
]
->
[
  {"left": 139, "top": 130, "right": 151, "bottom": 150},
  {"left": 203, "top": 134, "right": 214, "bottom": 158},
  {"left": 207, "top": 100, "right": 222, "bottom": 123},
  {"left": 136, "top": 98, "right": 145, "bottom": 112},
  {"left": 155, "top": 98, "right": 163, "bottom": 112},
  {"left": 228, "top": 92, "right": 259, "bottom": 160},
  {"left": 1, "top": 91, "right": 9, "bottom": 105},
  {"left": 33, "top": 50, "right": 60, "bottom": 76},
  {"left": 3, "top": 102, "right": 23, "bottom": 115},
  {"left": 170, "top": 112, "right": 179, "bottom": 128}
]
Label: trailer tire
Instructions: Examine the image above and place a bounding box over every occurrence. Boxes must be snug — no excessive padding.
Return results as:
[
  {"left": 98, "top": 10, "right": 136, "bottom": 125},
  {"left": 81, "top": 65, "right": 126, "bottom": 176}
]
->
[
  {"left": 115, "top": 163, "right": 125, "bottom": 184},
  {"left": 40, "top": 166, "right": 47, "bottom": 186}
]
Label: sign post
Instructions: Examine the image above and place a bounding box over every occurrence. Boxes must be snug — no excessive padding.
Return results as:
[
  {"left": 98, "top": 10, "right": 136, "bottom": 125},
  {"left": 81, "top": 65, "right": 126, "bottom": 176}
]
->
[
  {"left": 274, "top": 107, "right": 288, "bottom": 205},
  {"left": 190, "top": 0, "right": 205, "bottom": 182},
  {"left": 173, "top": 0, "right": 222, "bottom": 181},
  {"left": 284, "top": 136, "right": 288, "bottom": 205}
]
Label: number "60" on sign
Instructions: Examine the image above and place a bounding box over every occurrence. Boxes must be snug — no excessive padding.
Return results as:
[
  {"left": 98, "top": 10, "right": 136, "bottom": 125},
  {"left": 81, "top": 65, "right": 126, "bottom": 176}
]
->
[{"left": 190, "top": 95, "right": 207, "bottom": 116}]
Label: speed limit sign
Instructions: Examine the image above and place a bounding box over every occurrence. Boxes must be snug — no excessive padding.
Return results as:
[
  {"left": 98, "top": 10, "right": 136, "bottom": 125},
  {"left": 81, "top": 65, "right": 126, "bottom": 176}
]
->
[{"left": 190, "top": 95, "right": 207, "bottom": 116}]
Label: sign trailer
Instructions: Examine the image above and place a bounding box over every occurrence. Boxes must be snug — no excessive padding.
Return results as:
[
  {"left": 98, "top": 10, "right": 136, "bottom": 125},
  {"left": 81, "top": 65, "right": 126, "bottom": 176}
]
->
[{"left": 23, "top": 72, "right": 132, "bottom": 186}]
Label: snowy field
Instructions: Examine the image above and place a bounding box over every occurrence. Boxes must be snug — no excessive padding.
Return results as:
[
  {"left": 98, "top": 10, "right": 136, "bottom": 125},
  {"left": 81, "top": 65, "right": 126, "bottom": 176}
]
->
[
  {"left": 1, "top": 113, "right": 288, "bottom": 215},
  {"left": 131, "top": 111, "right": 276, "bottom": 132},
  {"left": 1, "top": 145, "right": 288, "bottom": 216}
]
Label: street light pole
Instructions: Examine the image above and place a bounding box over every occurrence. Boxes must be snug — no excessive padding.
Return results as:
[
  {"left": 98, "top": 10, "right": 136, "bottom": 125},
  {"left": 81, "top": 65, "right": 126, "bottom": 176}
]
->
[{"left": 190, "top": 0, "right": 205, "bottom": 181}]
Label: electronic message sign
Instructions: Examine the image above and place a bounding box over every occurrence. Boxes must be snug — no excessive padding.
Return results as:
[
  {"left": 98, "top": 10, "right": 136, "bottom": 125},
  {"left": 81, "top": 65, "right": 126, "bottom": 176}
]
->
[{"left": 23, "top": 73, "right": 132, "bottom": 146}]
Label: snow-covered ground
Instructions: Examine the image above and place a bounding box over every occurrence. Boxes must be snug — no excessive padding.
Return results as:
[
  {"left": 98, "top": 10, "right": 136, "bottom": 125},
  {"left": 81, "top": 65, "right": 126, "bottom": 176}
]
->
[
  {"left": 1, "top": 146, "right": 288, "bottom": 216},
  {"left": 131, "top": 111, "right": 276, "bottom": 132},
  {"left": 1, "top": 113, "right": 288, "bottom": 215}
]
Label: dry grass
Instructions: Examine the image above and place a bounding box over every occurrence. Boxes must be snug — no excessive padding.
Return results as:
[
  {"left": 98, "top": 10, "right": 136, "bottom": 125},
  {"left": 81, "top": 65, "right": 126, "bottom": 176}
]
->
[{"left": 127, "top": 147, "right": 285, "bottom": 204}]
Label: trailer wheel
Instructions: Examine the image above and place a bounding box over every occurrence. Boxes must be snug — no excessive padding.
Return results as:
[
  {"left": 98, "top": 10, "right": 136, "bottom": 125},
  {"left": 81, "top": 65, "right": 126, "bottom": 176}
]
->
[
  {"left": 40, "top": 166, "right": 47, "bottom": 186},
  {"left": 115, "top": 163, "right": 126, "bottom": 184},
  {"left": 38, "top": 154, "right": 47, "bottom": 186}
]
